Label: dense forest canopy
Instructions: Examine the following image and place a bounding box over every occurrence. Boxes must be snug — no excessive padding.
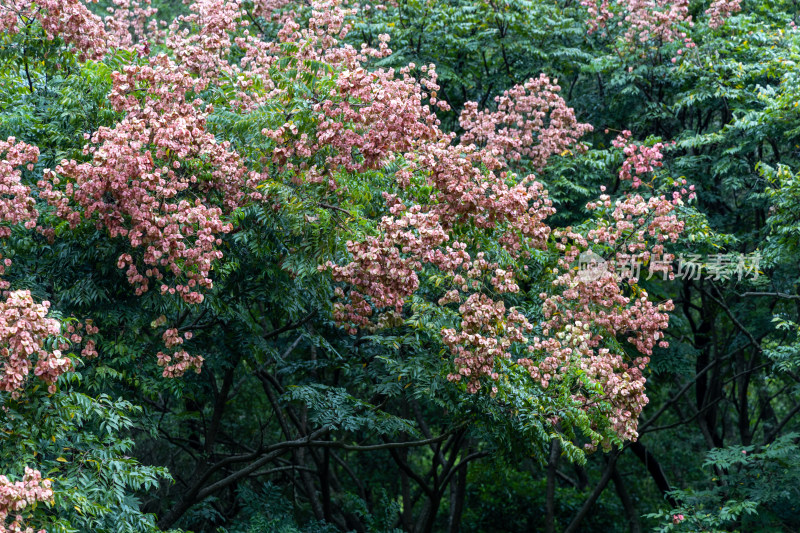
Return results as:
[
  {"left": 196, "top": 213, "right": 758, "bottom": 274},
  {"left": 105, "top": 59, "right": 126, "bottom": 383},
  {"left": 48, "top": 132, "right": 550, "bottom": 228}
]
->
[{"left": 1, "top": 0, "right": 799, "bottom": 531}]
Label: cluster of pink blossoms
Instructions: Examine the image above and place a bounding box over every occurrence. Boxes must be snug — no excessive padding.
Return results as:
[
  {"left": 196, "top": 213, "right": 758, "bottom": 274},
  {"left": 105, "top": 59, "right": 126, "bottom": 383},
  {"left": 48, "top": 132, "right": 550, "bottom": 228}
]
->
[
  {"left": 0, "top": 138, "right": 39, "bottom": 239},
  {"left": 580, "top": 0, "right": 741, "bottom": 52},
  {"left": 0, "top": 257, "right": 9, "bottom": 292},
  {"left": 166, "top": 0, "right": 243, "bottom": 88},
  {"left": 251, "top": 0, "right": 295, "bottom": 20},
  {"left": 39, "top": 53, "right": 259, "bottom": 305},
  {"left": 310, "top": 2, "right": 657, "bottom": 416},
  {"left": 6, "top": 0, "right": 348, "bottom": 376},
  {"left": 0, "top": 139, "right": 80, "bottom": 395},
  {"left": 164, "top": 0, "right": 387, "bottom": 117},
  {"left": 0, "top": 291, "right": 69, "bottom": 395},
  {"left": 611, "top": 130, "right": 668, "bottom": 189},
  {"left": 164, "top": 0, "right": 328, "bottom": 107},
  {"left": 580, "top": 0, "right": 693, "bottom": 44},
  {"left": 312, "top": 60, "right": 441, "bottom": 177},
  {"left": 325, "top": 140, "right": 560, "bottom": 335},
  {"left": 0, "top": 0, "right": 108, "bottom": 61},
  {"left": 705, "top": 0, "right": 742, "bottom": 29},
  {"left": 0, "top": 468, "right": 52, "bottom": 533},
  {"left": 443, "top": 293, "right": 532, "bottom": 394},
  {"left": 436, "top": 252, "right": 533, "bottom": 392},
  {"left": 63, "top": 320, "right": 99, "bottom": 360},
  {"left": 259, "top": 2, "right": 438, "bottom": 189},
  {"left": 405, "top": 142, "right": 556, "bottom": 239},
  {"left": 322, "top": 41, "right": 587, "bottom": 364},
  {"left": 330, "top": 82, "right": 688, "bottom": 442},
  {"left": 156, "top": 328, "right": 201, "bottom": 377},
  {"left": 517, "top": 165, "right": 691, "bottom": 443},
  {"left": 7, "top": 0, "right": 268, "bottom": 373},
  {"left": 0, "top": 0, "right": 170, "bottom": 61},
  {"left": 102, "top": 0, "right": 165, "bottom": 51},
  {"left": 279, "top": 4, "right": 560, "bottom": 347},
  {"left": 459, "top": 74, "right": 594, "bottom": 169},
  {"left": 325, "top": 205, "right": 441, "bottom": 332}
]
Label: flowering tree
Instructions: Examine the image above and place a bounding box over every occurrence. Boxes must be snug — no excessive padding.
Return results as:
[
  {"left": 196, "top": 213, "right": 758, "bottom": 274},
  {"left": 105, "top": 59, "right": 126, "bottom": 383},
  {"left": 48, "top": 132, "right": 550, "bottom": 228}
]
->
[{"left": 3, "top": 0, "right": 798, "bottom": 531}]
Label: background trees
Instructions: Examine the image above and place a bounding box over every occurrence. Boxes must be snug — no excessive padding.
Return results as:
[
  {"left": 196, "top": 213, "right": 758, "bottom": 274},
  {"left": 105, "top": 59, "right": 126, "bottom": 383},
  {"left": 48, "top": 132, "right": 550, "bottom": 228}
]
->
[{"left": 1, "top": 0, "right": 799, "bottom": 532}]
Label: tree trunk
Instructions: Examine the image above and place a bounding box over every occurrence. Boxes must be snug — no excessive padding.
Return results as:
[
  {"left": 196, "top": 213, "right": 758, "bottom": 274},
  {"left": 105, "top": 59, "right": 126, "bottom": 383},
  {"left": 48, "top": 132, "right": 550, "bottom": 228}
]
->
[
  {"left": 545, "top": 440, "right": 560, "bottom": 533},
  {"left": 612, "top": 466, "right": 642, "bottom": 533}
]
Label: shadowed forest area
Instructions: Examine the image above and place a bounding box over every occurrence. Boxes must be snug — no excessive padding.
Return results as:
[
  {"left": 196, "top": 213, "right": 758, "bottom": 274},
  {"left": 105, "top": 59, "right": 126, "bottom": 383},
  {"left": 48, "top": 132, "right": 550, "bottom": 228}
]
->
[{"left": 1, "top": 0, "right": 800, "bottom": 531}]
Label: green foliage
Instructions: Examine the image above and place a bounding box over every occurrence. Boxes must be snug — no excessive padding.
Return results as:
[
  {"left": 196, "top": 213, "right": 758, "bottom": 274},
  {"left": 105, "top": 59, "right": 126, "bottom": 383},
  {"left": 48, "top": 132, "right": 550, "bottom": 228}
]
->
[
  {"left": 649, "top": 434, "right": 800, "bottom": 532},
  {"left": 0, "top": 385, "right": 171, "bottom": 533},
  {"left": 216, "top": 484, "right": 339, "bottom": 533}
]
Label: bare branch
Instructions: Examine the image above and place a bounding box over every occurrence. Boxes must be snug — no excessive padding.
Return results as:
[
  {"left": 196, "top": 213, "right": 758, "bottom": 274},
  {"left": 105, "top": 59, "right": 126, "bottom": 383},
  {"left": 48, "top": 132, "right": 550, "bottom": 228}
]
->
[{"left": 736, "top": 291, "right": 800, "bottom": 300}]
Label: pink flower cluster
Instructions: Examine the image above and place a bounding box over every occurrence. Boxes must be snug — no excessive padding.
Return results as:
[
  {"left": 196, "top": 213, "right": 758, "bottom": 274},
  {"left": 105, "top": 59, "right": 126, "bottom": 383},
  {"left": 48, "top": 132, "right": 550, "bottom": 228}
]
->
[
  {"left": 0, "top": 467, "right": 52, "bottom": 533},
  {"left": 0, "top": 0, "right": 108, "bottom": 61},
  {"left": 325, "top": 204, "right": 446, "bottom": 332},
  {"left": 580, "top": 0, "right": 694, "bottom": 46},
  {"left": 705, "top": 0, "right": 741, "bottom": 29},
  {"left": 0, "top": 256, "right": 9, "bottom": 292},
  {"left": 0, "top": 291, "right": 69, "bottom": 395},
  {"left": 611, "top": 130, "right": 667, "bottom": 189},
  {"left": 63, "top": 320, "right": 99, "bottom": 359},
  {"left": 581, "top": 0, "right": 741, "bottom": 55},
  {"left": 166, "top": 0, "right": 242, "bottom": 88},
  {"left": 434, "top": 252, "right": 537, "bottom": 393},
  {"left": 300, "top": 6, "right": 654, "bottom": 408},
  {"left": 251, "top": 0, "right": 295, "bottom": 20},
  {"left": 164, "top": 0, "right": 385, "bottom": 116},
  {"left": 156, "top": 328, "right": 201, "bottom": 377},
  {"left": 259, "top": 4, "right": 443, "bottom": 188},
  {"left": 1, "top": 0, "right": 170, "bottom": 60},
  {"left": 459, "top": 74, "right": 593, "bottom": 169},
  {"left": 39, "top": 54, "right": 258, "bottom": 304},
  {"left": 517, "top": 176, "right": 690, "bottom": 443},
  {"left": 310, "top": 61, "right": 441, "bottom": 177},
  {"left": 443, "top": 294, "right": 532, "bottom": 393},
  {"left": 322, "top": 48, "right": 583, "bottom": 353},
  {"left": 325, "top": 146, "right": 557, "bottom": 330},
  {"left": 102, "top": 0, "right": 164, "bottom": 51},
  {"left": 156, "top": 349, "right": 203, "bottom": 378},
  {"left": 0, "top": 138, "right": 39, "bottom": 239}
]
